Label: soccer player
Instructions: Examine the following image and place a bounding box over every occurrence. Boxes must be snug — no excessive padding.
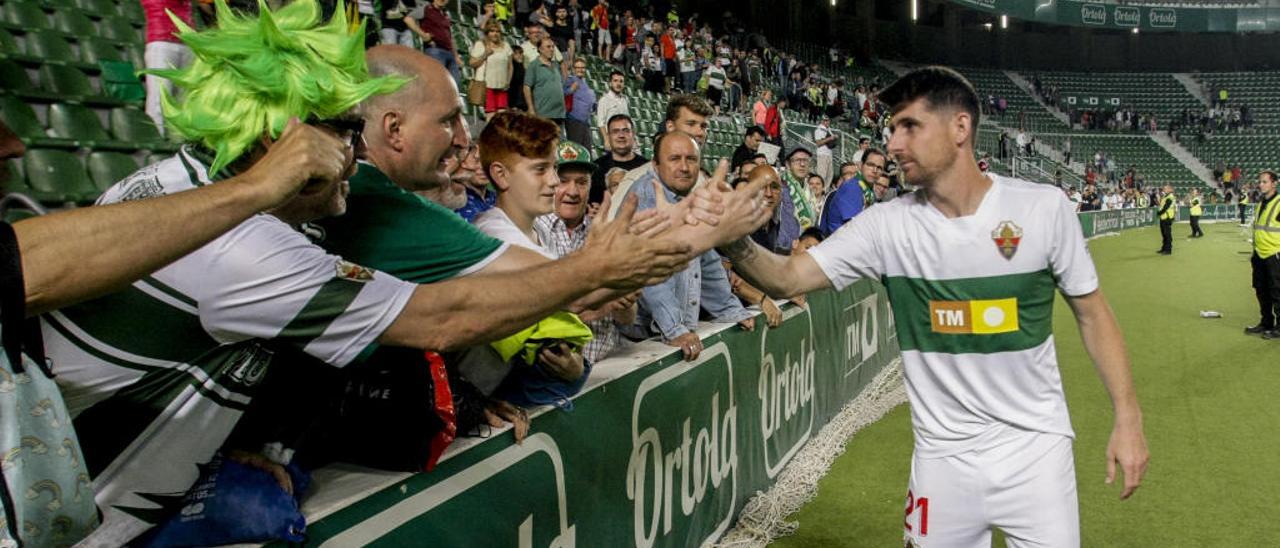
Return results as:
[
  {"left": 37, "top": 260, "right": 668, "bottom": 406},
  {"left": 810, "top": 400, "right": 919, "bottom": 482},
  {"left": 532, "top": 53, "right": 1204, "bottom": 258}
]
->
[{"left": 716, "top": 67, "right": 1149, "bottom": 547}]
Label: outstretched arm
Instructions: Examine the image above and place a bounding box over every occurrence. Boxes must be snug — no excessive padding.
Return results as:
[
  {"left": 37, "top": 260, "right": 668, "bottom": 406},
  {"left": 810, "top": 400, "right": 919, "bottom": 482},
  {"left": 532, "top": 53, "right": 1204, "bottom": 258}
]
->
[
  {"left": 1065, "top": 288, "right": 1149, "bottom": 500},
  {"left": 716, "top": 237, "right": 831, "bottom": 299}
]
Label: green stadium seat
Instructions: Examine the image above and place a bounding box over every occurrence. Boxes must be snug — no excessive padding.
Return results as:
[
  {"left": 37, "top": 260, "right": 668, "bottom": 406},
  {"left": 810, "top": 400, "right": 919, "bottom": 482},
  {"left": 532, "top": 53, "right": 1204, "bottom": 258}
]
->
[
  {"left": 47, "top": 102, "right": 111, "bottom": 144},
  {"left": 74, "top": 0, "right": 116, "bottom": 16},
  {"left": 80, "top": 36, "right": 123, "bottom": 64},
  {"left": 39, "top": 64, "right": 95, "bottom": 96},
  {"left": 21, "top": 148, "right": 99, "bottom": 202},
  {"left": 52, "top": 10, "right": 95, "bottom": 36},
  {"left": 3, "top": 158, "right": 23, "bottom": 190},
  {"left": 109, "top": 106, "right": 162, "bottom": 142},
  {"left": 1, "top": 1, "right": 50, "bottom": 30},
  {"left": 86, "top": 150, "right": 137, "bottom": 191},
  {"left": 3, "top": 208, "right": 39, "bottom": 223},
  {"left": 0, "top": 59, "right": 34, "bottom": 92},
  {"left": 42, "top": 0, "right": 77, "bottom": 9},
  {"left": 100, "top": 16, "right": 139, "bottom": 43},
  {"left": 24, "top": 30, "right": 76, "bottom": 64},
  {"left": 119, "top": 0, "right": 144, "bottom": 21},
  {"left": 0, "top": 27, "right": 19, "bottom": 55},
  {"left": 0, "top": 96, "right": 69, "bottom": 148}
]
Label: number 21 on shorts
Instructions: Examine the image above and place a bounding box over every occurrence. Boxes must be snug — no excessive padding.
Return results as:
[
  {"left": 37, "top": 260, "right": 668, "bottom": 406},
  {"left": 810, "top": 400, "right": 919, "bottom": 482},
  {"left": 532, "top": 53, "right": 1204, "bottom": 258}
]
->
[{"left": 904, "top": 489, "right": 929, "bottom": 538}]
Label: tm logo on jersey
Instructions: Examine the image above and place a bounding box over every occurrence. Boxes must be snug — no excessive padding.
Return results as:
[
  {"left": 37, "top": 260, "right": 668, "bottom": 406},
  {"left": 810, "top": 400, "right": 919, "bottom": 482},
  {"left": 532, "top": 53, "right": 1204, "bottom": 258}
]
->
[{"left": 928, "top": 298, "right": 1018, "bottom": 334}]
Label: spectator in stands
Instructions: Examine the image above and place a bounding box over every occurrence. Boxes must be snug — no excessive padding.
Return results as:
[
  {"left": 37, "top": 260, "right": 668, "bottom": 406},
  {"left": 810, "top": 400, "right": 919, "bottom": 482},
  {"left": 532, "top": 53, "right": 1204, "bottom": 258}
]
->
[
  {"left": 640, "top": 34, "right": 665, "bottom": 93},
  {"left": 809, "top": 174, "right": 827, "bottom": 221},
  {"left": 625, "top": 132, "right": 756, "bottom": 360},
  {"left": 49, "top": 19, "right": 702, "bottom": 543},
  {"left": 596, "top": 70, "right": 630, "bottom": 149},
  {"left": 753, "top": 89, "right": 771, "bottom": 127},
  {"left": 607, "top": 94, "right": 713, "bottom": 218},
  {"left": 563, "top": 59, "right": 597, "bottom": 149},
  {"left": 453, "top": 144, "right": 498, "bottom": 222},
  {"left": 703, "top": 59, "right": 728, "bottom": 114},
  {"left": 821, "top": 148, "right": 885, "bottom": 236},
  {"left": 0, "top": 115, "right": 343, "bottom": 548},
  {"left": 528, "top": 2, "right": 552, "bottom": 29},
  {"left": 1015, "top": 129, "right": 1028, "bottom": 157},
  {"left": 142, "top": 0, "right": 196, "bottom": 135},
  {"left": 732, "top": 125, "right": 765, "bottom": 174},
  {"left": 535, "top": 141, "right": 639, "bottom": 362},
  {"left": 782, "top": 148, "right": 818, "bottom": 229},
  {"left": 407, "top": 0, "right": 463, "bottom": 89},
  {"left": 813, "top": 115, "right": 836, "bottom": 186},
  {"left": 748, "top": 164, "right": 799, "bottom": 256},
  {"left": 378, "top": 0, "right": 416, "bottom": 46},
  {"left": 419, "top": 143, "right": 470, "bottom": 209},
  {"left": 549, "top": 6, "right": 574, "bottom": 52},
  {"left": 837, "top": 161, "right": 858, "bottom": 190},
  {"left": 591, "top": 114, "right": 647, "bottom": 204},
  {"left": 506, "top": 45, "right": 528, "bottom": 111},
  {"left": 764, "top": 96, "right": 785, "bottom": 148},
  {"left": 525, "top": 39, "right": 567, "bottom": 125},
  {"left": 469, "top": 22, "right": 514, "bottom": 122},
  {"left": 591, "top": 0, "right": 611, "bottom": 59},
  {"left": 521, "top": 23, "right": 564, "bottom": 65}
]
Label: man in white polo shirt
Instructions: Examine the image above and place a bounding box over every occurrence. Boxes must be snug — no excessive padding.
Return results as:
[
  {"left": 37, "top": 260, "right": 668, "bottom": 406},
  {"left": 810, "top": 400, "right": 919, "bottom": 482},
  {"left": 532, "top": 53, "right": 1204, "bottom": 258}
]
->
[{"left": 715, "top": 66, "right": 1149, "bottom": 548}]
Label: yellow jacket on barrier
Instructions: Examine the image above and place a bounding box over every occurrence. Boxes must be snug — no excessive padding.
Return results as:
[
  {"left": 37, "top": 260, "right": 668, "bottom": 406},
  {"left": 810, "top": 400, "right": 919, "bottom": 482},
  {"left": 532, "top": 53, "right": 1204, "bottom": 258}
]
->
[{"left": 491, "top": 311, "right": 594, "bottom": 365}]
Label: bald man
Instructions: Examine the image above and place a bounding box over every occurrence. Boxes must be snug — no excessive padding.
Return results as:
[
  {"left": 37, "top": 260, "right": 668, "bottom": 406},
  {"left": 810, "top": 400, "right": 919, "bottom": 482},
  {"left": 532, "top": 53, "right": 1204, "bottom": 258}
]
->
[
  {"left": 622, "top": 132, "right": 757, "bottom": 360},
  {"left": 746, "top": 163, "right": 801, "bottom": 255}
]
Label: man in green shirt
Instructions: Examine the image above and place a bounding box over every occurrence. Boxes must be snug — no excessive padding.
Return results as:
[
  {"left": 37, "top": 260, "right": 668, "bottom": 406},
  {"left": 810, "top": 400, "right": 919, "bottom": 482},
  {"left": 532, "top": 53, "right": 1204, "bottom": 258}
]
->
[{"left": 524, "top": 38, "right": 567, "bottom": 125}]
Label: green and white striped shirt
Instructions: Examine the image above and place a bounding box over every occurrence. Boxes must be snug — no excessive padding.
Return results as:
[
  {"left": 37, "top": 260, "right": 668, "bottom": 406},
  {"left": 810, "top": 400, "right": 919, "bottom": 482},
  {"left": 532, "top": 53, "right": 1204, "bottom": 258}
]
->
[
  {"left": 809, "top": 175, "right": 1099, "bottom": 458},
  {"left": 44, "top": 147, "right": 416, "bottom": 545}
]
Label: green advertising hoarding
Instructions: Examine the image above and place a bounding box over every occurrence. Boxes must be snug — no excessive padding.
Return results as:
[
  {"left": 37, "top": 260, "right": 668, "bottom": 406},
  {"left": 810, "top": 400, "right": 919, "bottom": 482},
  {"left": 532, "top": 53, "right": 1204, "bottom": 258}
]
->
[
  {"left": 948, "top": 0, "right": 1278, "bottom": 33},
  {"left": 1078, "top": 207, "right": 1157, "bottom": 238},
  {"left": 286, "top": 279, "right": 900, "bottom": 547}
]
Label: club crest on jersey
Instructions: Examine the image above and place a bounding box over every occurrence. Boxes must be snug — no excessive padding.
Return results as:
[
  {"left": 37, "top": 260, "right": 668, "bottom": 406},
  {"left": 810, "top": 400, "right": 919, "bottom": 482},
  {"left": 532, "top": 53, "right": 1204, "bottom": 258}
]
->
[
  {"left": 336, "top": 260, "right": 375, "bottom": 282},
  {"left": 991, "top": 220, "right": 1023, "bottom": 260}
]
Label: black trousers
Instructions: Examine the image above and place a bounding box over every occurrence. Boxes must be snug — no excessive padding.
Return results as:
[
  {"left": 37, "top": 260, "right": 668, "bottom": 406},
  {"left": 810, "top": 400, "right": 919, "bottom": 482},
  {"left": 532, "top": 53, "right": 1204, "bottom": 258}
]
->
[
  {"left": 1251, "top": 253, "right": 1280, "bottom": 329},
  {"left": 1240, "top": 204, "right": 1249, "bottom": 224},
  {"left": 1190, "top": 215, "right": 1203, "bottom": 236},
  {"left": 1159, "top": 219, "right": 1173, "bottom": 252}
]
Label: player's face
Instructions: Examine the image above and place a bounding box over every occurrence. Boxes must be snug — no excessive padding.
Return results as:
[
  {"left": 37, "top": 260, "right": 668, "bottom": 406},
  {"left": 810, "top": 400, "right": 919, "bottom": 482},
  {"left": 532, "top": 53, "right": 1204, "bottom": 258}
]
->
[{"left": 887, "top": 98, "right": 961, "bottom": 188}]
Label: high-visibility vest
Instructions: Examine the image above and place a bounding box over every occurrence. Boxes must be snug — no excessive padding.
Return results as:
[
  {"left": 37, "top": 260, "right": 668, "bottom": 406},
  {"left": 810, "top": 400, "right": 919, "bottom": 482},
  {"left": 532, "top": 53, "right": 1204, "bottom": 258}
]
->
[
  {"left": 1254, "top": 194, "right": 1280, "bottom": 259},
  {"left": 1190, "top": 196, "right": 1203, "bottom": 216},
  {"left": 1160, "top": 194, "right": 1176, "bottom": 221}
]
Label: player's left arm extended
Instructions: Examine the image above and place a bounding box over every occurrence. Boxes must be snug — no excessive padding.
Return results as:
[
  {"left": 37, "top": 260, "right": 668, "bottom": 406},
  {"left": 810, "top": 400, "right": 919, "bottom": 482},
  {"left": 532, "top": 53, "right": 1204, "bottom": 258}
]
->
[{"left": 1065, "top": 289, "right": 1150, "bottom": 500}]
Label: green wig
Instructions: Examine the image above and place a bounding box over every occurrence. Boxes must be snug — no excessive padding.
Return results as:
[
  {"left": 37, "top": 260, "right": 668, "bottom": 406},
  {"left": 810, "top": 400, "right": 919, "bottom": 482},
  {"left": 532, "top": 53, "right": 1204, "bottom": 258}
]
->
[{"left": 150, "top": 0, "right": 407, "bottom": 174}]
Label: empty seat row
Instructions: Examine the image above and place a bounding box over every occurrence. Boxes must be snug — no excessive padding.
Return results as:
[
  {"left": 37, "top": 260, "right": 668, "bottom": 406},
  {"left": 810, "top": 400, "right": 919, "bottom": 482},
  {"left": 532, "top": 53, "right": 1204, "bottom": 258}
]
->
[
  {"left": 0, "top": 2, "right": 142, "bottom": 44},
  {"left": 1, "top": 59, "right": 136, "bottom": 106},
  {"left": 1, "top": 28, "right": 142, "bottom": 70},
  {"left": 1, "top": 96, "right": 172, "bottom": 152},
  {"left": 3, "top": 148, "right": 143, "bottom": 204}
]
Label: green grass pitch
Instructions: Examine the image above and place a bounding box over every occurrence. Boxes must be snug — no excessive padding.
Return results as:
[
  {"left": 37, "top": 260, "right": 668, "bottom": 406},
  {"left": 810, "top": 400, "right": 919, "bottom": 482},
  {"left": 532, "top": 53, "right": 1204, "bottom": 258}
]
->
[{"left": 769, "top": 221, "right": 1280, "bottom": 547}]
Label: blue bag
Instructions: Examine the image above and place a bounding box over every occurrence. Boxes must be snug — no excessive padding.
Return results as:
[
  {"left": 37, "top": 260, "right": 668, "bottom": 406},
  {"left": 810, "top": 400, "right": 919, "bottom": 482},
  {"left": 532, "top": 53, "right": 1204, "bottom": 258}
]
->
[{"left": 139, "top": 454, "right": 310, "bottom": 547}]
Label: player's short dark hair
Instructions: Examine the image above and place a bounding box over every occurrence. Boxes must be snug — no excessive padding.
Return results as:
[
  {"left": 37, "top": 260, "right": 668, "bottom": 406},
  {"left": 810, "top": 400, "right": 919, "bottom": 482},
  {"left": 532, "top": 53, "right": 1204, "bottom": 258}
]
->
[
  {"left": 665, "top": 94, "right": 714, "bottom": 122},
  {"left": 877, "top": 66, "right": 981, "bottom": 143},
  {"left": 744, "top": 125, "right": 766, "bottom": 139}
]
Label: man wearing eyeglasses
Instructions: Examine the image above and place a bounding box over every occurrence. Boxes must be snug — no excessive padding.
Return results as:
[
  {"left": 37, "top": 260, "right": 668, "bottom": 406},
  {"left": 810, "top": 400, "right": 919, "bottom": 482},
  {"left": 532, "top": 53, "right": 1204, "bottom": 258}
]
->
[
  {"left": 563, "top": 59, "right": 597, "bottom": 149},
  {"left": 820, "top": 148, "right": 886, "bottom": 236},
  {"left": 590, "top": 114, "right": 648, "bottom": 205}
]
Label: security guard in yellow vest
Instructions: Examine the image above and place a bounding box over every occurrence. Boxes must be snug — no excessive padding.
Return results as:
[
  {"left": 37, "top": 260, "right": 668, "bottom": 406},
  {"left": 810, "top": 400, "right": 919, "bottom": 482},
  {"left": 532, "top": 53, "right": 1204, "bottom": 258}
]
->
[
  {"left": 1188, "top": 188, "right": 1204, "bottom": 238},
  {"left": 1157, "top": 184, "right": 1176, "bottom": 255},
  {"left": 1247, "top": 171, "right": 1280, "bottom": 338}
]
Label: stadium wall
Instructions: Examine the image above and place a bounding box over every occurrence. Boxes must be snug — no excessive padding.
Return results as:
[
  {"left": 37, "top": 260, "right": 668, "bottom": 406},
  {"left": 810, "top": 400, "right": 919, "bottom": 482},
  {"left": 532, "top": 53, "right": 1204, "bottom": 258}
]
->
[{"left": 272, "top": 208, "right": 1185, "bottom": 546}]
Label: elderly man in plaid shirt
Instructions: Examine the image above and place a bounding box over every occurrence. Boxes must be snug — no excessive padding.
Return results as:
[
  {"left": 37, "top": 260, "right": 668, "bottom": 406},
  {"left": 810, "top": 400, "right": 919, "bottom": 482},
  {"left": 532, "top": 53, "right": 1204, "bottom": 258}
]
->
[{"left": 535, "top": 140, "right": 640, "bottom": 362}]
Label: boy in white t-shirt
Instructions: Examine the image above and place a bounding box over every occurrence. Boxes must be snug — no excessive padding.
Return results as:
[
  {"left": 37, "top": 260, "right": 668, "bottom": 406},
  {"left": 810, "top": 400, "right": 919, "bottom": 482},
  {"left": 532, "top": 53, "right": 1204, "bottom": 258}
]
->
[{"left": 714, "top": 67, "right": 1149, "bottom": 548}]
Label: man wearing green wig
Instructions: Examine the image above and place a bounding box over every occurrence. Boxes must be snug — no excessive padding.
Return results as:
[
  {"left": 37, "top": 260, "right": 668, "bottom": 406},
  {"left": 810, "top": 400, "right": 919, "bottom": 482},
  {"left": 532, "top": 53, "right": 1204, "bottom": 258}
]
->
[{"left": 39, "top": 0, "right": 720, "bottom": 544}]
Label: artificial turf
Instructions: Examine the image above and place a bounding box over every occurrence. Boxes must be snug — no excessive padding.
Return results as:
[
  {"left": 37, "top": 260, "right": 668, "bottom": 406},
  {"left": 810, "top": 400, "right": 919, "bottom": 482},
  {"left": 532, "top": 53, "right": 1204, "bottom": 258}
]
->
[{"left": 770, "top": 221, "right": 1280, "bottom": 547}]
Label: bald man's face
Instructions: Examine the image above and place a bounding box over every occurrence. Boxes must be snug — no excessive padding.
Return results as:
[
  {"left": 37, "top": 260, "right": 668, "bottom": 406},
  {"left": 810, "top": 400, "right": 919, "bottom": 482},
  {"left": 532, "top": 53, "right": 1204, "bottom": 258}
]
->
[
  {"left": 655, "top": 135, "right": 700, "bottom": 195},
  {"left": 748, "top": 166, "right": 782, "bottom": 213},
  {"left": 364, "top": 47, "right": 469, "bottom": 192}
]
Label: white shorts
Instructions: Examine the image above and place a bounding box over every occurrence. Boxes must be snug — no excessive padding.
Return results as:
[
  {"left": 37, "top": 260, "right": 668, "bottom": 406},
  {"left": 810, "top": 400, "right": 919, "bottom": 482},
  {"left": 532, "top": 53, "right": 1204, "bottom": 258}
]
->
[
  {"left": 904, "top": 431, "right": 1079, "bottom": 548},
  {"left": 598, "top": 28, "right": 612, "bottom": 45}
]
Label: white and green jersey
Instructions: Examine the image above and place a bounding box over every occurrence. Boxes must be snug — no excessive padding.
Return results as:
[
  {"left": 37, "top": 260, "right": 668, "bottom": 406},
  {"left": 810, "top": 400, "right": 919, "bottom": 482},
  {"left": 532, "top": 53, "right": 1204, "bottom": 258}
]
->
[
  {"left": 42, "top": 147, "right": 416, "bottom": 545},
  {"left": 808, "top": 175, "right": 1099, "bottom": 458}
]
